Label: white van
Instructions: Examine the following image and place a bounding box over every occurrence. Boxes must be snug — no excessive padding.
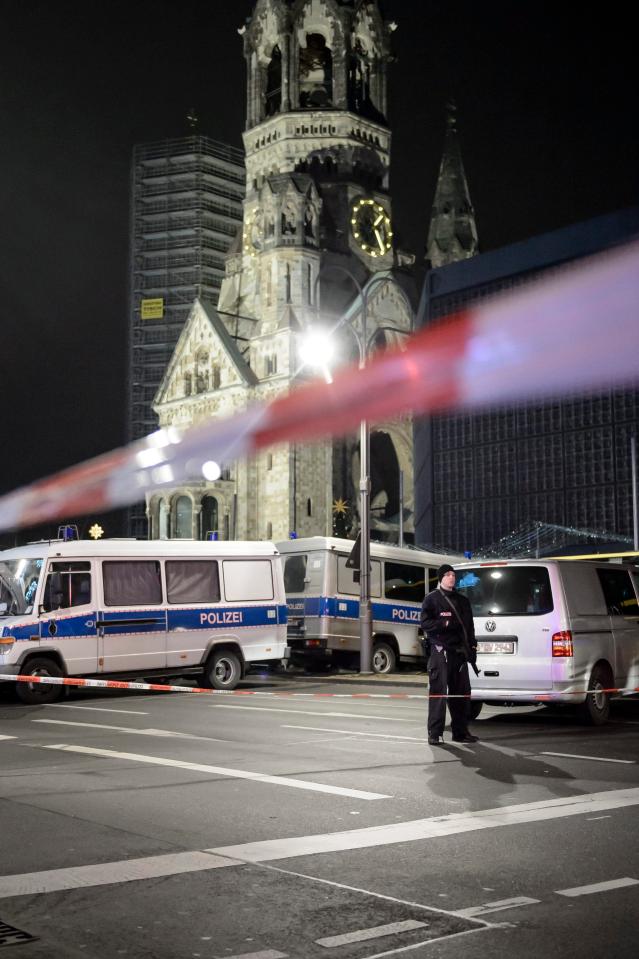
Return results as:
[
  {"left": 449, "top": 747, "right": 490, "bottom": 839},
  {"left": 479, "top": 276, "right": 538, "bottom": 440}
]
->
[
  {"left": 455, "top": 558, "right": 639, "bottom": 725},
  {"left": 0, "top": 539, "right": 287, "bottom": 704},
  {"left": 277, "top": 537, "right": 461, "bottom": 673}
]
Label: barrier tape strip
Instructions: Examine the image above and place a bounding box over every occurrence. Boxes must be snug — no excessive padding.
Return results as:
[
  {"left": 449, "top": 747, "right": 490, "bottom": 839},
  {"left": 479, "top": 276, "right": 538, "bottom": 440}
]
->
[
  {"left": 0, "top": 241, "right": 637, "bottom": 531},
  {"left": 1, "top": 673, "right": 637, "bottom": 701}
]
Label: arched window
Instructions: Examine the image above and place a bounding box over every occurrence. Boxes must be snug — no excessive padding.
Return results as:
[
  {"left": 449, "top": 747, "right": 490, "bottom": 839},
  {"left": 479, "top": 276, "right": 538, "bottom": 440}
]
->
[
  {"left": 175, "top": 496, "right": 192, "bottom": 539},
  {"left": 158, "top": 499, "right": 169, "bottom": 540},
  {"left": 265, "top": 45, "right": 282, "bottom": 117},
  {"left": 184, "top": 373, "right": 192, "bottom": 396},
  {"left": 201, "top": 495, "right": 218, "bottom": 541},
  {"left": 299, "top": 33, "right": 333, "bottom": 108}
]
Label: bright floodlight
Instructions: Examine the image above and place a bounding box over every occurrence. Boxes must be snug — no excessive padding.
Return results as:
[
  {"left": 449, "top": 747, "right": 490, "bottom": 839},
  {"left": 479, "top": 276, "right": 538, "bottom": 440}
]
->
[
  {"left": 202, "top": 460, "right": 222, "bottom": 481},
  {"left": 298, "top": 326, "right": 335, "bottom": 370}
]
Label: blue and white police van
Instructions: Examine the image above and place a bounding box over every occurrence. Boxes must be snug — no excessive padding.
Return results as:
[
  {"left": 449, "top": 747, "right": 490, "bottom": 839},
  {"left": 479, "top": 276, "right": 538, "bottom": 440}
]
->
[
  {"left": 277, "top": 537, "right": 461, "bottom": 673},
  {"left": 0, "top": 538, "right": 287, "bottom": 703}
]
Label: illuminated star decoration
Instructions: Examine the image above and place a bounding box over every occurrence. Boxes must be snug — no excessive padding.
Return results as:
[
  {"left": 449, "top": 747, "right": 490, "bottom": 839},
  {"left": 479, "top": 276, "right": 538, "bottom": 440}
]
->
[
  {"left": 332, "top": 498, "right": 349, "bottom": 515},
  {"left": 89, "top": 523, "right": 104, "bottom": 540}
]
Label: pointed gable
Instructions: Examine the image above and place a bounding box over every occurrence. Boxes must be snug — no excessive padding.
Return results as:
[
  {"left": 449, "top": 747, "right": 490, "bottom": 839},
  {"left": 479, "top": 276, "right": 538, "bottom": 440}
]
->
[{"left": 153, "top": 297, "right": 258, "bottom": 411}]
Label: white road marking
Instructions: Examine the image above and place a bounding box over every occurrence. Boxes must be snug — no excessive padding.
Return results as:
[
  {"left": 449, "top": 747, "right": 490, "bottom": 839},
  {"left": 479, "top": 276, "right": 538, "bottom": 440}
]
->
[
  {"left": 282, "top": 725, "right": 427, "bottom": 742},
  {"left": 316, "top": 919, "right": 426, "bottom": 947},
  {"left": 208, "top": 787, "right": 639, "bottom": 862},
  {"left": 586, "top": 815, "right": 611, "bottom": 821},
  {"left": 556, "top": 877, "right": 639, "bottom": 897},
  {"left": 0, "top": 851, "right": 236, "bottom": 899},
  {"left": 40, "top": 744, "right": 391, "bottom": 801},
  {"left": 45, "top": 704, "right": 148, "bottom": 715},
  {"left": 456, "top": 896, "right": 540, "bottom": 917},
  {"left": 210, "top": 704, "right": 415, "bottom": 723},
  {"left": 0, "top": 735, "right": 16, "bottom": 741},
  {"left": 32, "top": 718, "right": 230, "bottom": 743},
  {"left": 541, "top": 751, "right": 635, "bottom": 765},
  {"left": 4, "top": 788, "right": 639, "bottom": 902},
  {"left": 225, "top": 952, "right": 287, "bottom": 959}
]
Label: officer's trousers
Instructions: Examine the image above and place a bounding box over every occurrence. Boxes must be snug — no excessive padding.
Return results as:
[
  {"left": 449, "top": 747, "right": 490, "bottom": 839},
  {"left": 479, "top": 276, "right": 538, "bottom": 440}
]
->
[{"left": 427, "top": 645, "right": 471, "bottom": 739}]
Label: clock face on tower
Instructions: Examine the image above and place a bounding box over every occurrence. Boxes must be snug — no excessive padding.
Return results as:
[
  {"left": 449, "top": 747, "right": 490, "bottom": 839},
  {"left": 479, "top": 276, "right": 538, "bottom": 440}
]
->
[
  {"left": 351, "top": 198, "right": 393, "bottom": 258},
  {"left": 243, "top": 208, "right": 263, "bottom": 256}
]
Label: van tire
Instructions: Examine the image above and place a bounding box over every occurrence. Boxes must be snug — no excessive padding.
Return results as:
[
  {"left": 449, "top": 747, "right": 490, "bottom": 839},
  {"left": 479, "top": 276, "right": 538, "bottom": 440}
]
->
[
  {"left": 577, "top": 664, "right": 612, "bottom": 726},
  {"left": 16, "top": 657, "right": 63, "bottom": 705},
  {"left": 372, "top": 641, "right": 396, "bottom": 674},
  {"left": 469, "top": 700, "right": 483, "bottom": 721},
  {"left": 204, "top": 650, "right": 242, "bottom": 690}
]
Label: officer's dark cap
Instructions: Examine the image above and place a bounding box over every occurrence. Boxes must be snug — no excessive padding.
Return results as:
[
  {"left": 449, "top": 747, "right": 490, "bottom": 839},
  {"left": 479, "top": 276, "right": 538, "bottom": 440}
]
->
[{"left": 437, "top": 564, "right": 455, "bottom": 582}]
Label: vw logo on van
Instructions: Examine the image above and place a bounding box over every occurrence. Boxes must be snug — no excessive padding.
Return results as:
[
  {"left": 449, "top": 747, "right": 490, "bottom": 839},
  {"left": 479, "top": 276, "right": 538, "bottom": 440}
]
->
[{"left": 485, "top": 620, "right": 497, "bottom": 633}]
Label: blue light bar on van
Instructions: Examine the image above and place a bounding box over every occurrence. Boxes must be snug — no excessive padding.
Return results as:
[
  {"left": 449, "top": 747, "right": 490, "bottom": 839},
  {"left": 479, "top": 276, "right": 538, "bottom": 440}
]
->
[
  {"left": 58, "top": 525, "right": 78, "bottom": 541},
  {"left": 289, "top": 531, "right": 298, "bottom": 539},
  {"left": 206, "top": 531, "right": 219, "bottom": 541}
]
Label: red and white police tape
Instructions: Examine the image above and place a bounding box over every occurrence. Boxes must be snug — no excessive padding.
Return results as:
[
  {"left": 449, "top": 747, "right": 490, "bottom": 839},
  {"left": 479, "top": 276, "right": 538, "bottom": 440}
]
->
[
  {"left": 0, "top": 240, "right": 637, "bottom": 532},
  {"left": 1, "top": 673, "right": 637, "bottom": 700}
]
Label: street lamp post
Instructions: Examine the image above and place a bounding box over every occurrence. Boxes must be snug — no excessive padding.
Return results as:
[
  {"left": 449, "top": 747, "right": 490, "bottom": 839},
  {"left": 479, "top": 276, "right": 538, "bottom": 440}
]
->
[{"left": 305, "top": 265, "right": 413, "bottom": 674}]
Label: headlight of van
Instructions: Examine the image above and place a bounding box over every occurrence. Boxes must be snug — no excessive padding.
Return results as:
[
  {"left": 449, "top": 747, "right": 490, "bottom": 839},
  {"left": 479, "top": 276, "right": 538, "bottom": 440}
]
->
[{"left": 0, "top": 637, "right": 15, "bottom": 654}]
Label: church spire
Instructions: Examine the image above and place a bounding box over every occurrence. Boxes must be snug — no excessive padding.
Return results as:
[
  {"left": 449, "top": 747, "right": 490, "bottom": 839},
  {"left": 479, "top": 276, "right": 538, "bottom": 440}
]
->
[{"left": 426, "top": 101, "right": 479, "bottom": 268}]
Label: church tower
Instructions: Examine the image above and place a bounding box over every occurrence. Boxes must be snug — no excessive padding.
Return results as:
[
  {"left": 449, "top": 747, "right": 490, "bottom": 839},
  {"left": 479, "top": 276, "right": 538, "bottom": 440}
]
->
[
  {"left": 426, "top": 102, "right": 479, "bottom": 268},
  {"left": 150, "top": 0, "right": 415, "bottom": 543}
]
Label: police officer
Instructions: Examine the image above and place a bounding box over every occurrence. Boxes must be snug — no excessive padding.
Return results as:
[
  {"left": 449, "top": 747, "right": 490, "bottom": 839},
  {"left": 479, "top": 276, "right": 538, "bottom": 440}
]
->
[{"left": 421, "top": 564, "right": 478, "bottom": 745}]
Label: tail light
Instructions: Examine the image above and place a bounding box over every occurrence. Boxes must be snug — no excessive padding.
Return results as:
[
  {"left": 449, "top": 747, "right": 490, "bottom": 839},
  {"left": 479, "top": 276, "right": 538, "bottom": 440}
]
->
[{"left": 552, "top": 630, "right": 573, "bottom": 657}]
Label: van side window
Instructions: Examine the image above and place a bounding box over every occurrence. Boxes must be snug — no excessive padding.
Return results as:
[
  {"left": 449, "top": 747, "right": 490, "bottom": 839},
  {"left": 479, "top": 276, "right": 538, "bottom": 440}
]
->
[
  {"left": 223, "top": 560, "right": 274, "bottom": 601},
  {"left": 596, "top": 568, "right": 639, "bottom": 617},
  {"left": 384, "top": 562, "right": 426, "bottom": 603},
  {"left": 103, "top": 561, "right": 162, "bottom": 606},
  {"left": 42, "top": 562, "right": 91, "bottom": 612},
  {"left": 284, "top": 555, "right": 307, "bottom": 592},
  {"left": 336, "top": 556, "right": 382, "bottom": 597},
  {"left": 166, "top": 561, "right": 220, "bottom": 604}
]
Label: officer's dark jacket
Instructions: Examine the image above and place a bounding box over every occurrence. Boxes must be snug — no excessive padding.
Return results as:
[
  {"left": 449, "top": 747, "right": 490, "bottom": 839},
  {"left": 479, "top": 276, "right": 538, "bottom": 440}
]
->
[{"left": 420, "top": 587, "right": 476, "bottom": 655}]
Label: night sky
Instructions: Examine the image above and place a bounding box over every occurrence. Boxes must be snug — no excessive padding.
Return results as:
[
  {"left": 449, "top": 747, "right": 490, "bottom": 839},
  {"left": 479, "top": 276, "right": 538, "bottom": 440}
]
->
[{"left": 1, "top": 1, "right": 636, "bottom": 531}]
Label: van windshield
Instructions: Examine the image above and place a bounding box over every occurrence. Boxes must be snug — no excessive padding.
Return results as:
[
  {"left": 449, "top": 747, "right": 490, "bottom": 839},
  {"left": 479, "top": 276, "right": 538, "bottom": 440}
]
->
[
  {"left": 456, "top": 566, "right": 553, "bottom": 616},
  {"left": 0, "top": 558, "right": 44, "bottom": 616}
]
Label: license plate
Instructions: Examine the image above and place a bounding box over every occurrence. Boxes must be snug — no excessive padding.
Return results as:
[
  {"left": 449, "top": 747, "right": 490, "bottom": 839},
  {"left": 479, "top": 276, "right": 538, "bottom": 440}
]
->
[{"left": 477, "top": 641, "right": 515, "bottom": 654}]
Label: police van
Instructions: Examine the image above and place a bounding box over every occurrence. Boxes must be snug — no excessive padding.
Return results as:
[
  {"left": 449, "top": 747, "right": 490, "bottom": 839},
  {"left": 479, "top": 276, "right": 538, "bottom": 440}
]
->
[
  {"left": 0, "top": 538, "right": 288, "bottom": 704},
  {"left": 277, "top": 537, "right": 461, "bottom": 672},
  {"left": 456, "top": 558, "right": 639, "bottom": 725}
]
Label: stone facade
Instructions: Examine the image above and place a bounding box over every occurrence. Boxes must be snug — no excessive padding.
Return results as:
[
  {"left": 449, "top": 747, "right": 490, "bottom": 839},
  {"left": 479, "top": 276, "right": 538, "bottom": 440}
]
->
[{"left": 150, "top": 0, "right": 416, "bottom": 542}]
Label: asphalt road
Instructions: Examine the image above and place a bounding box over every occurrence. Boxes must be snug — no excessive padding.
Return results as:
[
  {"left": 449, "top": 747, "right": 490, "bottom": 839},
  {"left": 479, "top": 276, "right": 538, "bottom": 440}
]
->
[{"left": 0, "top": 671, "right": 638, "bottom": 958}]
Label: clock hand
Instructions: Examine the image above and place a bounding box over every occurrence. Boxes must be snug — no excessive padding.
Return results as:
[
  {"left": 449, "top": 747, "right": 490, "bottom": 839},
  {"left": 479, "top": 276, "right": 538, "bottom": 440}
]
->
[
  {"left": 374, "top": 227, "right": 385, "bottom": 255},
  {"left": 373, "top": 213, "right": 385, "bottom": 227}
]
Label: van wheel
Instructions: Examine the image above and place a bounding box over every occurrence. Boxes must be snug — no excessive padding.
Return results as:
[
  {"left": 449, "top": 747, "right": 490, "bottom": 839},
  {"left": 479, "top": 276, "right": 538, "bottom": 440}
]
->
[
  {"left": 577, "top": 665, "right": 611, "bottom": 726},
  {"left": 469, "top": 700, "right": 483, "bottom": 721},
  {"left": 204, "top": 651, "right": 241, "bottom": 690},
  {"left": 372, "top": 642, "right": 396, "bottom": 674},
  {"left": 16, "top": 658, "right": 63, "bottom": 705}
]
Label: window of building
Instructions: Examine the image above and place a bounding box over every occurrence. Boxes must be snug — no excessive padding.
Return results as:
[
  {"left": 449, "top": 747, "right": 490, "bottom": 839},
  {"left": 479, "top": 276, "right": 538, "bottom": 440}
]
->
[
  {"left": 267, "top": 453, "right": 273, "bottom": 470},
  {"left": 307, "top": 497, "right": 312, "bottom": 517},
  {"left": 266, "top": 522, "right": 273, "bottom": 539},
  {"left": 212, "top": 365, "right": 221, "bottom": 390},
  {"left": 201, "top": 495, "right": 218, "bottom": 540},
  {"left": 175, "top": 496, "right": 192, "bottom": 539},
  {"left": 102, "top": 561, "right": 162, "bottom": 607},
  {"left": 184, "top": 373, "right": 192, "bottom": 396},
  {"left": 166, "top": 561, "right": 220, "bottom": 604},
  {"left": 384, "top": 562, "right": 426, "bottom": 603},
  {"left": 42, "top": 562, "right": 91, "bottom": 613},
  {"left": 265, "top": 354, "right": 278, "bottom": 376}
]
